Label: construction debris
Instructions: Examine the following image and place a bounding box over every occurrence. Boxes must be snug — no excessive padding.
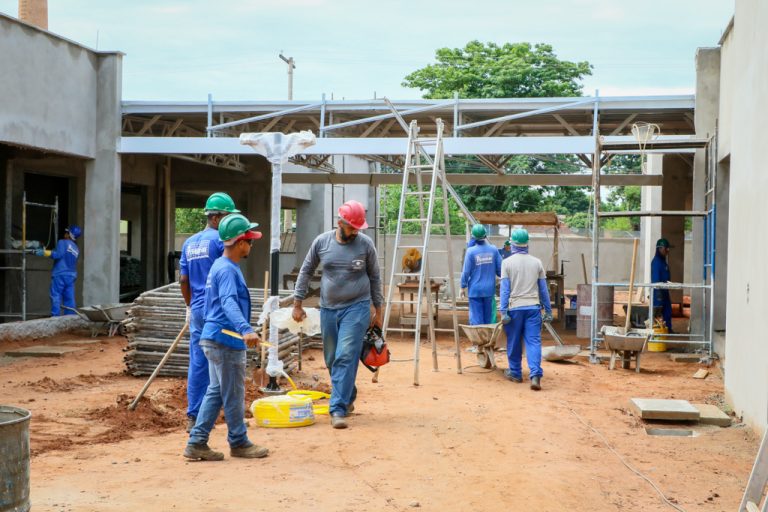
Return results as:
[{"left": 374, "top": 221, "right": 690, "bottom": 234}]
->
[
  {"left": 122, "top": 283, "right": 316, "bottom": 377},
  {"left": 3, "top": 345, "right": 84, "bottom": 358},
  {"left": 692, "top": 368, "right": 709, "bottom": 379}
]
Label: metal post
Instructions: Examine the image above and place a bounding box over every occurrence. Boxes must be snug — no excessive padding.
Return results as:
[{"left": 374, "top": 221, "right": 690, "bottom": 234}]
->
[
  {"left": 319, "top": 93, "right": 326, "bottom": 138},
  {"left": 206, "top": 93, "right": 213, "bottom": 137},
  {"left": 589, "top": 91, "right": 600, "bottom": 363},
  {"left": 279, "top": 53, "right": 295, "bottom": 100},
  {"left": 453, "top": 91, "right": 460, "bottom": 137},
  {"left": 21, "top": 192, "right": 26, "bottom": 321}
]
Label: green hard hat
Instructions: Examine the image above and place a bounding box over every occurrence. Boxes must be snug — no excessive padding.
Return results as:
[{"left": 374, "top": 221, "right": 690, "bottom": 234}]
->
[
  {"left": 218, "top": 214, "right": 260, "bottom": 244},
  {"left": 656, "top": 238, "right": 671, "bottom": 248},
  {"left": 503, "top": 240, "right": 511, "bottom": 247},
  {"left": 511, "top": 228, "right": 529, "bottom": 246},
  {"left": 471, "top": 224, "right": 487, "bottom": 239},
  {"left": 205, "top": 192, "right": 240, "bottom": 215}
]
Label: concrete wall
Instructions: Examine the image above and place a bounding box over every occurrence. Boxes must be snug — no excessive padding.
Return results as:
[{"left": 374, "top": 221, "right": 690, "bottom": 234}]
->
[
  {"left": 718, "top": 0, "right": 768, "bottom": 433},
  {"left": 0, "top": 14, "right": 99, "bottom": 158}
]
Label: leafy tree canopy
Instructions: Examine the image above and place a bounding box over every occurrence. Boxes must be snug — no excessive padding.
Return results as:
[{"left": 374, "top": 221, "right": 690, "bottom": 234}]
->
[{"left": 403, "top": 41, "right": 592, "bottom": 99}]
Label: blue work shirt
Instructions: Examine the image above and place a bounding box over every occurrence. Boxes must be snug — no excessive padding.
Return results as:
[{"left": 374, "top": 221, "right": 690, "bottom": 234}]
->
[
  {"left": 499, "top": 248, "right": 512, "bottom": 260},
  {"left": 460, "top": 241, "right": 501, "bottom": 298},
  {"left": 51, "top": 239, "right": 79, "bottom": 277},
  {"left": 179, "top": 227, "right": 224, "bottom": 313},
  {"left": 651, "top": 251, "right": 671, "bottom": 304},
  {"left": 200, "top": 257, "right": 254, "bottom": 350}
]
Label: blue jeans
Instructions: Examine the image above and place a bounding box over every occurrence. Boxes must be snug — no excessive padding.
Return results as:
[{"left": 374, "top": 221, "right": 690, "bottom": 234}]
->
[
  {"left": 50, "top": 274, "right": 76, "bottom": 316},
  {"left": 321, "top": 300, "right": 371, "bottom": 416},
  {"left": 503, "top": 307, "right": 543, "bottom": 379},
  {"left": 186, "top": 308, "right": 209, "bottom": 419},
  {"left": 468, "top": 296, "right": 494, "bottom": 325},
  {"left": 188, "top": 341, "right": 249, "bottom": 448}
]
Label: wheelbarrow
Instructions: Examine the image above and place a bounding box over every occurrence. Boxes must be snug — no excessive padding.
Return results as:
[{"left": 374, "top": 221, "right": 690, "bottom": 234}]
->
[
  {"left": 541, "top": 322, "right": 581, "bottom": 362},
  {"left": 459, "top": 323, "right": 504, "bottom": 369},
  {"left": 601, "top": 325, "right": 650, "bottom": 372},
  {"left": 62, "top": 304, "right": 131, "bottom": 337}
]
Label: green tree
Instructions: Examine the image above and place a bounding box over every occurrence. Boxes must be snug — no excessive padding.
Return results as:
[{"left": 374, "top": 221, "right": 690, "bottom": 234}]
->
[
  {"left": 403, "top": 41, "right": 592, "bottom": 99},
  {"left": 176, "top": 208, "right": 206, "bottom": 234},
  {"left": 382, "top": 185, "right": 464, "bottom": 235}
]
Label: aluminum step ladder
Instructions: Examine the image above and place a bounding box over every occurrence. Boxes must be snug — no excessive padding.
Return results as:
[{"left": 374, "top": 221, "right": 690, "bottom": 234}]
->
[
  {"left": 740, "top": 429, "right": 768, "bottom": 511},
  {"left": 381, "top": 119, "right": 461, "bottom": 385}
]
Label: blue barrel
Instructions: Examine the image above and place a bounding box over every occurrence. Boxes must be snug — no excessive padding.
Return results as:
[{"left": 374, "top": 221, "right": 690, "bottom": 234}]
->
[{"left": 0, "top": 406, "right": 31, "bottom": 512}]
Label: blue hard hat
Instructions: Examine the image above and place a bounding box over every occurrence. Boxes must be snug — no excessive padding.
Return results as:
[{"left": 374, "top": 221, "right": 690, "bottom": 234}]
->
[{"left": 66, "top": 225, "right": 82, "bottom": 240}]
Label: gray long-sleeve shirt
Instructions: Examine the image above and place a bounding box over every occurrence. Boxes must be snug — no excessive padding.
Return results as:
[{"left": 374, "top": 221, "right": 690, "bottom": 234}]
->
[{"left": 294, "top": 230, "right": 383, "bottom": 309}]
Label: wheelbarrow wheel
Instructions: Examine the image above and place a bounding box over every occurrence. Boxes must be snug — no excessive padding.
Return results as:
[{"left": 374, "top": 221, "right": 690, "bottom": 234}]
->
[{"left": 476, "top": 349, "right": 493, "bottom": 369}]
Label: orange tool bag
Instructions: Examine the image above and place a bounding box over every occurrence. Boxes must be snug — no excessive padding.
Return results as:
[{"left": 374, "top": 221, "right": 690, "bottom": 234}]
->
[{"left": 360, "top": 325, "right": 390, "bottom": 372}]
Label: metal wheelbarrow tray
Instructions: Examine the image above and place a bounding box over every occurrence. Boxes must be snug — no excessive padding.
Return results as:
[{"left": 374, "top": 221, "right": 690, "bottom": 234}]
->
[{"left": 601, "top": 325, "right": 650, "bottom": 372}]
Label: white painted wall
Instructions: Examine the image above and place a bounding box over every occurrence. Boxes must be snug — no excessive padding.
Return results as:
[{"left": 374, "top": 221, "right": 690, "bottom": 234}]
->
[{"left": 719, "top": 0, "right": 768, "bottom": 433}]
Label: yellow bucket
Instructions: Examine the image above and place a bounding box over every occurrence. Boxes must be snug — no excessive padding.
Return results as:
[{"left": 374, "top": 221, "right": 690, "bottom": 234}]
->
[
  {"left": 251, "top": 395, "right": 315, "bottom": 428},
  {"left": 647, "top": 321, "right": 668, "bottom": 352}
]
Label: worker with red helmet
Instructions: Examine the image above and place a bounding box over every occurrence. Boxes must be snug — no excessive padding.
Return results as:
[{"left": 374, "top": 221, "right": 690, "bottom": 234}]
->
[{"left": 292, "top": 199, "right": 383, "bottom": 429}]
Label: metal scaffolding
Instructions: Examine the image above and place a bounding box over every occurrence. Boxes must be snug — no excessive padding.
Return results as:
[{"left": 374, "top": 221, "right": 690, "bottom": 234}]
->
[
  {"left": 0, "top": 192, "right": 59, "bottom": 321},
  {"left": 588, "top": 117, "right": 714, "bottom": 363}
]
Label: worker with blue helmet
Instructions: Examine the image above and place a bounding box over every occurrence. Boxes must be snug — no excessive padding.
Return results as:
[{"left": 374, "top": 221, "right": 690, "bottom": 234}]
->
[{"left": 35, "top": 225, "right": 81, "bottom": 316}]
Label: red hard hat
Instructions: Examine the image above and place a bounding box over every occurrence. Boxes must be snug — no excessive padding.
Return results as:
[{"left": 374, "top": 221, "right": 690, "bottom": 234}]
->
[{"left": 338, "top": 200, "right": 368, "bottom": 230}]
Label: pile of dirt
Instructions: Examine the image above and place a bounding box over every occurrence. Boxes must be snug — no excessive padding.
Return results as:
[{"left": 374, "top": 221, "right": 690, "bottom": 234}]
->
[{"left": 22, "top": 372, "right": 124, "bottom": 392}]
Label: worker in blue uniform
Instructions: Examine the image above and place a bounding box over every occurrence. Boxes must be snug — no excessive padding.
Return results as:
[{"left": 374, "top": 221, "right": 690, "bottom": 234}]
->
[
  {"left": 499, "top": 228, "right": 552, "bottom": 391},
  {"left": 461, "top": 224, "right": 501, "bottom": 325},
  {"left": 651, "top": 238, "right": 673, "bottom": 332},
  {"left": 35, "top": 225, "right": 81, "bottom": 317},
  {"left": 499, "top": 240, "right": 513, "bottom": 260},
  {"left": 184, "top": 213, "right": 268, "bottom": 461},
  {"left": 179, "top": 192, "right": 239, "bottom": 433}
]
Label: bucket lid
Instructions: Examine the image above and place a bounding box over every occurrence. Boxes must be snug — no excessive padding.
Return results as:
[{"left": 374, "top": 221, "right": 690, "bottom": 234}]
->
[{"left": 0, "top": 405, "right": 32, "bottom": 427}]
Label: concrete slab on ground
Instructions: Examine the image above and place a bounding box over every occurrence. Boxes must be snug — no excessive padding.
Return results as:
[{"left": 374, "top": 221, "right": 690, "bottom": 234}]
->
[
  {"left": 59, "top": 339, "right": 103, "bottom": 346},
  {"left": 693, "top": 403, "right": 732, "bottom": 427},
  {"left": 669, "top": 353, "right": 703, "bottom": 363},
  {"left": 3, "top": 345, "right": 83, "bottom": 358},
  {"left": 629, "top": 398, "right": 700, "bottom": 421}
]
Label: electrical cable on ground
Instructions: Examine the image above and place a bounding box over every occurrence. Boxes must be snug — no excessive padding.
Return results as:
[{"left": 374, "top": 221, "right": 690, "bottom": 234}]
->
[{"left": 559, "top": 400, "right": 687, "bottom": 512}]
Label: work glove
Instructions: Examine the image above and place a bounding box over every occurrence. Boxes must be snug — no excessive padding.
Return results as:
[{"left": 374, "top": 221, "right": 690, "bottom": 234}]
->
[
  {"left": 34, "top": 248, "right": 44, "bottom": 257},
  {"left": 185, "top": 306, "right": 191, "bottom": 325},
  {"left": 501, "top": 313, "right": 511, "bottom": 325},
  {"left": 542, "top": 312, "right": 554, "bottom": 323}
]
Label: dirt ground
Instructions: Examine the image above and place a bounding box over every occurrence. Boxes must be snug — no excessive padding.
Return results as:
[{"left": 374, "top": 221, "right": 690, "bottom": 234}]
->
[{"left": 0, "top": 324, "right": 760, "bottom": 512}]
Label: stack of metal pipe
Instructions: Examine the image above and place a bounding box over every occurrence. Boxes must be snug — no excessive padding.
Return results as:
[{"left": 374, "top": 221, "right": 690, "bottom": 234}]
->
[{"left": 123, "top": 283, "right": 311, "bottom": 377}]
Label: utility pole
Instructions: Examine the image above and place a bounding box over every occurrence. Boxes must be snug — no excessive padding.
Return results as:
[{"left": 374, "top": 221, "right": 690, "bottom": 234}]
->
[{"left": 279, "top": 52, "right": 295, "bottom": 100}]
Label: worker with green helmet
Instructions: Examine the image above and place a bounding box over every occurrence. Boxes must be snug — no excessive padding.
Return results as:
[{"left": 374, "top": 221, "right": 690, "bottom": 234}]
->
[
  {"left": 499, "top": 239, "right": 513, "bottom": 260},
  {"left": 179, "top": 192, "right": 239, "bottom": 433},
  {"left": 185, "top": 213, "right": 268, "bottom": 461},
  {"left": 651, "top": 238, "right": 673, "bottom": 332},
  {"left": 499, "top": 227, "right": 552, "bottom": 390},
  {"left": 460, "top": 224, "right": 502, "bottom": 325}
]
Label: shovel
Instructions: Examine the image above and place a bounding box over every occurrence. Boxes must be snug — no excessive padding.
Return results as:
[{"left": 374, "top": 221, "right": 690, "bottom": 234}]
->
[{"left": 541, "top": 321, "right": 581, "bottom": 361}]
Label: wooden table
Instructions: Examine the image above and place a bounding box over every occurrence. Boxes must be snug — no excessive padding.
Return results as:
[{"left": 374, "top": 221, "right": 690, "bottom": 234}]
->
[{"left": 396, "top": 280, "right": 441, "bottom": 323}]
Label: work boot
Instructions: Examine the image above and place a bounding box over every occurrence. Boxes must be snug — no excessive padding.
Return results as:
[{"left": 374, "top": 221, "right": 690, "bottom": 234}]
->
[
  {"left": 530, "top": 376, "right": 542, "bottom": 391},
  {"left": 183, "top": 443, "right": 224, "bottom": 461},
  {"left": 230, "top": 442, "right": 269, "bottom": 459},
  {"left": 186, "top": 416, "right": 196, "bottom": 433},
  {"left": 504, "top": 369, "right": 522, "bottom": 383},
  {"left": 330, "top": 414, "right": 348, "bottom": 429}
]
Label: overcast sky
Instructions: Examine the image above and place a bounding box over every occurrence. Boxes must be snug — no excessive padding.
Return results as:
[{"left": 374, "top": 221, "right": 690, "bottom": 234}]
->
[{"left": 0, "top": 0, "right": 734, "bottom": 101}]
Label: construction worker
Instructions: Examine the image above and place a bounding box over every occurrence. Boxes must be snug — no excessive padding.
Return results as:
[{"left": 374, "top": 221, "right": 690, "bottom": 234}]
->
[
  {"left": 499, "top": 240, "right": 513, "bottom": 260},
  {"left": 499, "top": 228, "right": 552, "bottom": 391},
  {"left": 179, "top": 192, "right": 239, "bottom": 433},
  {"left": 461, "top": 224, "right": 501, "bottom": 325},
  {"left": 35, "top": 225, "right": 81, "bottom": 317},
  {"left": 651, "top": 238, "right": 673, "bottom": 332},
  {"left": 184, "top": 213, "right": 267, "bottom": 461},
  {"left": 292, "top": 199, "right": 383, "bottom": 430}
]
